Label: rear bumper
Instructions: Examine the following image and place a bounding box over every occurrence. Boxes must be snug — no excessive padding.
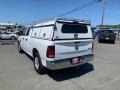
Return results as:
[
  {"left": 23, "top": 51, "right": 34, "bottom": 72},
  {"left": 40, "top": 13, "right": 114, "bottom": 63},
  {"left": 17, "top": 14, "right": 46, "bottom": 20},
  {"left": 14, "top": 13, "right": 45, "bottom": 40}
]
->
[
  {"left": 46, "top": 54, "right": 94, "bottom": 70},
  {"left": 99, "top": 37, "right": 115, "bottom": 41}
]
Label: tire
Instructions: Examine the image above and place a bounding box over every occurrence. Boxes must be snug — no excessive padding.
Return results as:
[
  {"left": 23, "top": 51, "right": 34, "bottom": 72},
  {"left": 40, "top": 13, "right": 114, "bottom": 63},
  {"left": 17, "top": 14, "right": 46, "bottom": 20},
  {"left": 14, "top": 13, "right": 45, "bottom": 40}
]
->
[
  {"left": 111, "top": 40, "right": 115, "bottom": 44},
  {"left": 18, "top": 42, "right": 24, "bottom": 53},
  {"left": 98, "top": 39, "right": 101, "bottom": 43},
  {"left": 11, "top": 36, "right": 15, "bottom": 40},
  {"left": 33, "top": 52, "right": 46, "bottom": 75}
]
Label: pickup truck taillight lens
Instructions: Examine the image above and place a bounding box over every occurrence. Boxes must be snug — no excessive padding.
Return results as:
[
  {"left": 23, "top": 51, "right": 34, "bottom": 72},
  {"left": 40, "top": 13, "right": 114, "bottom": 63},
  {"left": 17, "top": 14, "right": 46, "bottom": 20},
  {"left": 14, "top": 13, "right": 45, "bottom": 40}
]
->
[{"left": 46, "top": 46, "right": 55, "bottom": 58}]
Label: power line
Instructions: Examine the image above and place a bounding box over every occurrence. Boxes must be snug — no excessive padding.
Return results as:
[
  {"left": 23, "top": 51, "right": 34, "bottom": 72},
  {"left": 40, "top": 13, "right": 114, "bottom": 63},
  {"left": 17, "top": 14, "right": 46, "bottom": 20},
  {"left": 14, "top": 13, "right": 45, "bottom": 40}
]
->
[
  {"left": 33, "top": 0, "right": 102, "bottom": 24},
  {"left": 57, "top": 0, "right": 102, "bottom": 17}
]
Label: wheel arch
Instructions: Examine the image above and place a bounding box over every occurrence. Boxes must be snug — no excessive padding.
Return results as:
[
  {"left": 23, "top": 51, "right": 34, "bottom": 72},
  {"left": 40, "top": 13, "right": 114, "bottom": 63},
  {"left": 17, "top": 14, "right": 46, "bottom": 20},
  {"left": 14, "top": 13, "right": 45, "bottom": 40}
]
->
[
  {"left": 32, "top": 48, "right": 38, "bottom": 57},
  {"left": 32, "top": 48, "right": 46, "bottom": 67}
]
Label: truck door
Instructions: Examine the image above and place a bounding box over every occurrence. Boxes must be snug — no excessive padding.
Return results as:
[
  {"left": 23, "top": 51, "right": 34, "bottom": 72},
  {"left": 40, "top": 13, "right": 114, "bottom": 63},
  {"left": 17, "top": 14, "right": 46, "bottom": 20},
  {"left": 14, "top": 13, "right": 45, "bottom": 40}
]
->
[
  {"left": 23, "top": 27, "right": 31, "bottom": 54},
  {"left": 20, "top": 28, "right": 27, "bottom": 50}
]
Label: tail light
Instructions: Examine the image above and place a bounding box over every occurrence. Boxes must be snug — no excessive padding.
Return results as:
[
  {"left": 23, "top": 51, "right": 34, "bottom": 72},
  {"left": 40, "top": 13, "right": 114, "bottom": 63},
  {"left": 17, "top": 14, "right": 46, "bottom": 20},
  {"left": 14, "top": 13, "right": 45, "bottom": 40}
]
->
[
  {"left": 92, "top": 42, "right": 94, "bottom": 52},
  {"left": 46, "top": 45, "right": 55, "bottom": 58}
]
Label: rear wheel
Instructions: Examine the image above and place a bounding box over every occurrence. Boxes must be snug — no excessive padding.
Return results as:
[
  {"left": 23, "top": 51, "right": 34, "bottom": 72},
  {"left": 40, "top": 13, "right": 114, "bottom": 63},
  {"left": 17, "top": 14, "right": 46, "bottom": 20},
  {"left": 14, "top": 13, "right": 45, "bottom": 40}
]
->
[
  {"left": 98, "top": 39, "right": 102, "bottom": 43},
  {"left": 111, "top": 40, "right": 115, "bottom": 44},
  {"left": 33, "top": 52, "right": 46, "bottom": 74}
]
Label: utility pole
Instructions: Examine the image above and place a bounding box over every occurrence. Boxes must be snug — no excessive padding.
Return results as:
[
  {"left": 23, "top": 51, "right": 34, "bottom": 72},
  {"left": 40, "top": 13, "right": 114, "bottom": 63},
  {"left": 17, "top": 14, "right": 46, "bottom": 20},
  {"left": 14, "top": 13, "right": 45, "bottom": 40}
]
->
[
  {"left": 101, "top": 0, "right": 106, "bottom": 26},
  {"left": 15, "top": 22, "right": 18, "bottom": 32}
]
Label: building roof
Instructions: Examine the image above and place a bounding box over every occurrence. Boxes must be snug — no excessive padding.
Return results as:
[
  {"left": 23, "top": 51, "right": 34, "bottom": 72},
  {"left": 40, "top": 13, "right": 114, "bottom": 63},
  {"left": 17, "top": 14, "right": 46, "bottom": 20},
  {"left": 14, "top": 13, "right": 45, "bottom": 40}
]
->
[{"left": 0, "top": 23, "right": 15, "bottom": 26}]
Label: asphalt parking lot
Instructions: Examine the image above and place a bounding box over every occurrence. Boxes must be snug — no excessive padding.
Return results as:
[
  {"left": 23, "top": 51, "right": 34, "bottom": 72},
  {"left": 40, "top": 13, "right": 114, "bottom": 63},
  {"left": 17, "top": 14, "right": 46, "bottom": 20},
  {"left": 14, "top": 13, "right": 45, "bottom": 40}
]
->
[{"left": 0, "top": 40, "right": 120, "bottom": 90}]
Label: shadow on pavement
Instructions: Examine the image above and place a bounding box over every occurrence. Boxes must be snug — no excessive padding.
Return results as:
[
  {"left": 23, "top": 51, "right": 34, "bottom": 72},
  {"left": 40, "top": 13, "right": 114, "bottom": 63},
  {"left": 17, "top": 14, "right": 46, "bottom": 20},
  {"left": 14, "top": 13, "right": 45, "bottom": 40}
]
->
[
  {"left": 47, "top": 63, "right": 94, "bottom": 82},
  {"left": 25, "top": 52, "right": 33, "bottom": 61},
  {"left": 24, "top": 52, "right": 94, "bottom": 81}
]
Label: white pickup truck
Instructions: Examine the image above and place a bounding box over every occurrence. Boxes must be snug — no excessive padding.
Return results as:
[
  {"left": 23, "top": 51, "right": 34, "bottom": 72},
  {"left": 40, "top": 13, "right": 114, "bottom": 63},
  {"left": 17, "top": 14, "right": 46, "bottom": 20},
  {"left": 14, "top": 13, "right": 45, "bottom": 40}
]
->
[{"left": 18, "top": 18, "right": 94, "bottom": 74}]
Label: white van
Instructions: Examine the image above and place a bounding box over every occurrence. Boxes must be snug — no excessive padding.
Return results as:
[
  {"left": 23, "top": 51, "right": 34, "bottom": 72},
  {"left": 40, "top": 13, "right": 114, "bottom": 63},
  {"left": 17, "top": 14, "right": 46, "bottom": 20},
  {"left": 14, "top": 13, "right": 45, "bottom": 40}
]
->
[{"left": 18, "top": 18, "right": 94, "bottom": 74}]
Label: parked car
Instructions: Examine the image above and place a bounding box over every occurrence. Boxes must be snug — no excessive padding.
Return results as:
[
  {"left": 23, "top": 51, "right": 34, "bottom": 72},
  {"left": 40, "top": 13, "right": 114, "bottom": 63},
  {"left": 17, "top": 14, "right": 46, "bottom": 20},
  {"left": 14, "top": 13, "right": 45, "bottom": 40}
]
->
[
  {"left": 0, "top": 32, "right": 18, "bottom": 40},
  {"left": 98, "top": 30, "right": 116, "bottom": 44},
  {"left": 18, "top": 18, "right": 94, "bottom": 74}
]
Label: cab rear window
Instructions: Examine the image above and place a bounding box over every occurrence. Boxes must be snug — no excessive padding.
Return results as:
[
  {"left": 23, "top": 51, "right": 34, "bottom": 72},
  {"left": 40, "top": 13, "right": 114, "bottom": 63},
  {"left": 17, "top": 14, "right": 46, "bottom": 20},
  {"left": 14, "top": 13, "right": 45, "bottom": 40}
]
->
[{"left": 61, "top": 24, "right": 88, "bottom": 33}]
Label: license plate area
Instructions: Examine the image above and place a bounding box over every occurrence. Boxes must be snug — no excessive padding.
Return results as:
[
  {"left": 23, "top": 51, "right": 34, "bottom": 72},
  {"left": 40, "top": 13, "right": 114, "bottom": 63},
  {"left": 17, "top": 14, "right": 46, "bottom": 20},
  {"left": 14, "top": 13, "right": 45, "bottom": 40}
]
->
[{"left": 71, "top": 56, "right": 83, "bottom": 64}]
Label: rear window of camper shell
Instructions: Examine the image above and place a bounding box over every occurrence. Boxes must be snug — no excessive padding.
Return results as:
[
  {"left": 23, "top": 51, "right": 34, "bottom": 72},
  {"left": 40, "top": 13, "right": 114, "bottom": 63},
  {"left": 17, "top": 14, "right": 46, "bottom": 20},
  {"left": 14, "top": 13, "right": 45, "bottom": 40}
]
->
[{"left": 61, "top": 24, "right": 88, "bottom": 33}]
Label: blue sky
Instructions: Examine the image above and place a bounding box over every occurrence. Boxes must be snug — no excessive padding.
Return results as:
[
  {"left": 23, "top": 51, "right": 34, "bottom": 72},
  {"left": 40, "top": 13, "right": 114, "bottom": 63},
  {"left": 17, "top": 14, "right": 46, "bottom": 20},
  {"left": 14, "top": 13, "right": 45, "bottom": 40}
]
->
[{"left": 0, "top": 0, "right": 120, "bottom": 25}]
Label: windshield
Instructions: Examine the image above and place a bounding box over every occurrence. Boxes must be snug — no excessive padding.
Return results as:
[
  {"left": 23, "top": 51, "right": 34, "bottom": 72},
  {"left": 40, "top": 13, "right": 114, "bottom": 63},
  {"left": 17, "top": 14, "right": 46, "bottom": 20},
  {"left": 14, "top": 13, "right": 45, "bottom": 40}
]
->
[{"left": 61, "top": 24, "right": 88, "bottom": 33}]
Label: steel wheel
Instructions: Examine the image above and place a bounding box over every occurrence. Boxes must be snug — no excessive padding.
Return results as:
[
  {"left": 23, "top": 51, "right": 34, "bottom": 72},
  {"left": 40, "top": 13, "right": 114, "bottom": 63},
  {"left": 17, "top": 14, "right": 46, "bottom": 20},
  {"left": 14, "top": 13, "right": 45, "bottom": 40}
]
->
[{"left": 34, "top": 57, "right": 39, "bottom": 70}]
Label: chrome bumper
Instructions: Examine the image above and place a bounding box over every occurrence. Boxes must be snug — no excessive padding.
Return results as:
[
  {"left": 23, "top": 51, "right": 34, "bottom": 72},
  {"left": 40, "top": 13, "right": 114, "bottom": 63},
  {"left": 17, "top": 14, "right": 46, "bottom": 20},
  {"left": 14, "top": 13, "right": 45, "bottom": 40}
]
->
[{"left": 46, "top": 54, "right": 94, "bottom": 70}]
